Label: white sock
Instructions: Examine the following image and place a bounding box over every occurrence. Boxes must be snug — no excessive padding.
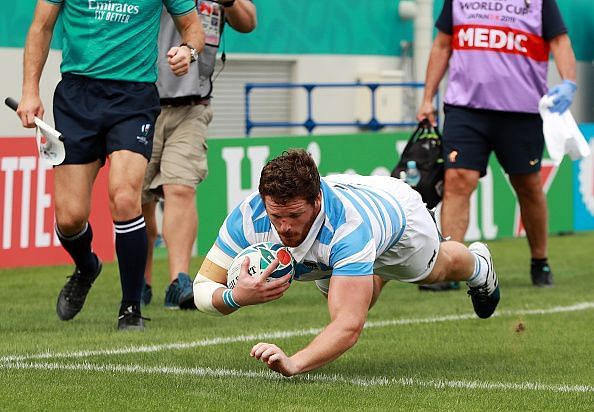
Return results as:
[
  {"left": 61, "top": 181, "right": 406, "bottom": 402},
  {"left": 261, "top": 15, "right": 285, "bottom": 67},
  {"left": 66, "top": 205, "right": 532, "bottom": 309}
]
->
[{"left": 467, "top": 252, "right": 489, "bottom": 287}]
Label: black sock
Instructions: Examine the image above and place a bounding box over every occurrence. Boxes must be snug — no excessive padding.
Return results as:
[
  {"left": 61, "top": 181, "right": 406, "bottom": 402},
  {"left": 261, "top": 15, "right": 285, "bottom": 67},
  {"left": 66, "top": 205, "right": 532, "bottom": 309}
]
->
[
  {"left": 119, "top": 302, "right": 141, "bottom": 315},
  {"left": 56, "top": 223, "right": 98, "bottom": 275},
  {"left": 531, "top": 257, "right": 548, "bottom": 267},
  {"left": 114, "top": 216, "right": 147, "bottom": 311}
]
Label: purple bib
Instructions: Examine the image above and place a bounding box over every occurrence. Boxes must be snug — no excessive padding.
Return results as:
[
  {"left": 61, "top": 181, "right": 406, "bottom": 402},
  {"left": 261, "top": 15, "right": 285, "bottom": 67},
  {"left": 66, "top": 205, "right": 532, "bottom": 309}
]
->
[{"left": 445, "top": 0, "right": 549, "bottom": 113}]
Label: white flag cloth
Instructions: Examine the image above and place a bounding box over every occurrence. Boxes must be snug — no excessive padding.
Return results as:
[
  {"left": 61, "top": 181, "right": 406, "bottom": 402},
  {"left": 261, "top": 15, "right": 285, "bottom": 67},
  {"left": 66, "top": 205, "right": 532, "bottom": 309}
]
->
[
  {"left": 539, "top": 95, "right": 591, "bottom": 166},
  {"left": 34, "top": 117, "right": 65, "bottom": 166}
]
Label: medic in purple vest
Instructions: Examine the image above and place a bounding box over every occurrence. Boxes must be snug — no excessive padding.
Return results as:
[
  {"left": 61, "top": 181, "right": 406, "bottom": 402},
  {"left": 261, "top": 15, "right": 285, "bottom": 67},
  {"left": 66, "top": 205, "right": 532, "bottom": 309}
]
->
[{"left": 416, "top": 0, "right": 577, "bottom": 289}]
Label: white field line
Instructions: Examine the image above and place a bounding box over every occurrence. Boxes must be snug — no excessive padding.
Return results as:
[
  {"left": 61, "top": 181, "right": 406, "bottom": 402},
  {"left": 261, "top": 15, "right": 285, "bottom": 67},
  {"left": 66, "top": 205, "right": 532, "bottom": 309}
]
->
[
  {"left": 3, "top": 361, "right": 594, "bottom": 393},
  {"left": 1, "top": 301, "right": 593, "bottom": 364}
]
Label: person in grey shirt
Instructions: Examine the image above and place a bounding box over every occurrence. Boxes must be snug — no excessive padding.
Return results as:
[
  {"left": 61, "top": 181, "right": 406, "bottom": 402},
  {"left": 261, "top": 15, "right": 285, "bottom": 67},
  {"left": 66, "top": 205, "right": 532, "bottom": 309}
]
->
[{"left": 142, "top": 0, "right": 257, "bottom": 309}]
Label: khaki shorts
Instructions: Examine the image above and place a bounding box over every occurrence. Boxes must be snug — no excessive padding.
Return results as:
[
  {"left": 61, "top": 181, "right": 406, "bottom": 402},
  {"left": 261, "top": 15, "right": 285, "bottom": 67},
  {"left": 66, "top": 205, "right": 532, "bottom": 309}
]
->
[{"left": 142, "top": 104, "right": 213, "bottom": 203}]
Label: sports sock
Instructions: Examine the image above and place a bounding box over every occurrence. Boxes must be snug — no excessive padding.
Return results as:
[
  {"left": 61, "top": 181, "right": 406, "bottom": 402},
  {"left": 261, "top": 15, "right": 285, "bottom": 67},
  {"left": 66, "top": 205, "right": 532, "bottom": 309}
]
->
[
  {"left": 467, "top": 252, "right": 489, "bottom": 287},
  {"left": 56, "top": 222, "right": 98, "bottom": 275},
  {"left": 531, "top": 257, "right": 549, "bottom": 268},
  {"left": 119, "top": 302, "right": 141, "bottom": 316},
  {"left": 114, "top": 216, "right": 147, "bottom": 310}
]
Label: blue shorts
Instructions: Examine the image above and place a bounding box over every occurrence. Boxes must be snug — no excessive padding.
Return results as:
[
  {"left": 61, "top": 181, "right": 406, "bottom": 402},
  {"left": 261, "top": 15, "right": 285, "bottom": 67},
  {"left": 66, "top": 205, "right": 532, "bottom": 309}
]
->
[
  {"left": 53, "top": 73, "right": 161, "bottom": 165},
  {"left": 442, "top": 104, "right": 545, "bottom": 176}
]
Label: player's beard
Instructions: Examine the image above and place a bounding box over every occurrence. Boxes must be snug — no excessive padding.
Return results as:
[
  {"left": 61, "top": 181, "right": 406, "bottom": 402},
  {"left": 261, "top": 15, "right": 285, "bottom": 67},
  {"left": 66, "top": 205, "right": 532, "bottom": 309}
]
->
[
  {"left": 279, "top": 233, "right": 301, "bottom": 247},
  {"left": 278, "top": 212, "right": 317, "bottom": 247}
]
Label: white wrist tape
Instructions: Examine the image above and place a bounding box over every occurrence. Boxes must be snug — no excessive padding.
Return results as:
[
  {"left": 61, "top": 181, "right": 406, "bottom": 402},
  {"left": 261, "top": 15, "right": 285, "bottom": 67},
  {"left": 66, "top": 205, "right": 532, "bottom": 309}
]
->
[
  {"left": 193, "top": 273, "right": 226, "bottom": 316},
  {"left": 221, "top": 289, "right": 241, "bottom": 309}
]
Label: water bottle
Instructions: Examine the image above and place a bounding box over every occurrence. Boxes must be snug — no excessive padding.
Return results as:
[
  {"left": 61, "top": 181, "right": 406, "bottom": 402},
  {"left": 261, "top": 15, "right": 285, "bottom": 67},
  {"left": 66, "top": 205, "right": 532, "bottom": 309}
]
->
[{"left": 405, "top": 160, "right": 421, "bottom": 187}]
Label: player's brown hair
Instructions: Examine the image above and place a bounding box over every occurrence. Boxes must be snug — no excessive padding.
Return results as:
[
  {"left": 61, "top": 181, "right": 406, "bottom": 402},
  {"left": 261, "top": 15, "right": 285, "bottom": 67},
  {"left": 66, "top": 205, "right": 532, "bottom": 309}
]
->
[{"left": 259, "top": 149, "right": 321, "bottom": 205}]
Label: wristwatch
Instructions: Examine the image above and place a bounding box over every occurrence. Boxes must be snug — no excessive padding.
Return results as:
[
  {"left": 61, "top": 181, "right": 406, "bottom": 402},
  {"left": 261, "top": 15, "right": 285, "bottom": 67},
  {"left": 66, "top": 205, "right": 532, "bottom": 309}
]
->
[{"left": 180, "top": 42, "right": 198, "bottom": 63}]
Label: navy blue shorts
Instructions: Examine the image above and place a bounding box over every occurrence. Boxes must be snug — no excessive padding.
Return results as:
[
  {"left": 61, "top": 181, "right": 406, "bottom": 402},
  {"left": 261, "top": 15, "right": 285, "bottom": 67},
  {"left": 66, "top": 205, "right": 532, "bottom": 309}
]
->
[
  {"left": 53, "top": 73, "right": 161, "bottom": 165},
  {"left": 442, "top": 104, "right": 545, "bottom": 176}
]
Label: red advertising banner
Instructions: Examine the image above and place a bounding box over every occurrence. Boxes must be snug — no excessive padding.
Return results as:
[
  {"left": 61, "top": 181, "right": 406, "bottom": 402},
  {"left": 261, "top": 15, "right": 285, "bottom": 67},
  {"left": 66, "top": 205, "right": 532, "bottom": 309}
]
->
[{"left": 0, "top": 138, "right": 114, "bottom": 268}]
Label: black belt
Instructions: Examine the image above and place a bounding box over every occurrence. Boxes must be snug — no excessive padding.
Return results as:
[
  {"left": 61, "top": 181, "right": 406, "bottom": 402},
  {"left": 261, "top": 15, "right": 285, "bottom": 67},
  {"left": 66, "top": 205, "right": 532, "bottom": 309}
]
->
[{"left": 160, "top": 96, "right": 210, "bottom": 107}]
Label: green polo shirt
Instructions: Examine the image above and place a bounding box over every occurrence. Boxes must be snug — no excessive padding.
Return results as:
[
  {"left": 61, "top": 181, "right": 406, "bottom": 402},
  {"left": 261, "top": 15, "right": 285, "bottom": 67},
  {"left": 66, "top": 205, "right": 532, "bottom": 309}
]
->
[{"left": 45, "top": 0, "right": 196, "bottom": 82}]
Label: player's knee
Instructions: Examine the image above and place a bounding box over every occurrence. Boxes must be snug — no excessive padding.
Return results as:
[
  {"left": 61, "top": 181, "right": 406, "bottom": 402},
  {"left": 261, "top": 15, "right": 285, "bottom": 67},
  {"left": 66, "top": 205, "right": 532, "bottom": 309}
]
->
[
  {"left": 445, "top": 169, "right": 478, "bottom": 196},
  {"left": 163, "top": 184, "right": 195, "bottom": 201},
  {"left": 109, "top": 189, "right": 141, "bottom": 218},
  {"left": 511, "top": 176, "right": 543, "bottom": 199},
  {"left": 55, "top": 215, "right": 87, "bottom": 235},
  {"left": 55, "top": 205, "right": 88, "bottom": 234}
]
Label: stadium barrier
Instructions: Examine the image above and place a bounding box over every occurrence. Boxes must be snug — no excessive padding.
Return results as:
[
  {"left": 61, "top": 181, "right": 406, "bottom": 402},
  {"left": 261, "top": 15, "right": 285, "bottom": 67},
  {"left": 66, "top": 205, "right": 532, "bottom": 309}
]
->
[
  {"left": 244, "top": 81, "right": 428, "bottom": 135},
  {"left": 194, "top": 130, "right": 587, "bottom": 256},
  {"left": 1, "top": 128, "right": 593, "bottom": 267},
  {"left": 0, "top": 138, "right": 115, "bottom": 268}
]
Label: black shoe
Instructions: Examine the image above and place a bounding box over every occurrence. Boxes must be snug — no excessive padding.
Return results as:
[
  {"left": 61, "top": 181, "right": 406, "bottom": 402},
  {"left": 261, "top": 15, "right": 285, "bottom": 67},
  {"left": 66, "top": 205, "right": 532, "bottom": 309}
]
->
[
  {"left": 117, "top": 305, "right": 150, "bottom": 331},
  {"left": 141, "top": 283, "right": 152, "bottom": 306},
  {"left": 56, "top": 256, "right": 102, "bottom": 321},
  {"left": 418, "top": 281, "right": 461, "bottom": 292},
  {"left": 467, "top": 242, "right": 500, "bottom": 319},
  {"left": 531, "top": 260, "right": 553, "bottom": 287}
]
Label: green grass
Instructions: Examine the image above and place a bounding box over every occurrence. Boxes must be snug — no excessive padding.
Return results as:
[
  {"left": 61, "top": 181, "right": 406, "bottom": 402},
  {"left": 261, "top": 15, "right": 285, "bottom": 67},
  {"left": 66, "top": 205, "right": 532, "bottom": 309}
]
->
[{"left": 1, "top": 233, "right": 593, "bottom": 411}]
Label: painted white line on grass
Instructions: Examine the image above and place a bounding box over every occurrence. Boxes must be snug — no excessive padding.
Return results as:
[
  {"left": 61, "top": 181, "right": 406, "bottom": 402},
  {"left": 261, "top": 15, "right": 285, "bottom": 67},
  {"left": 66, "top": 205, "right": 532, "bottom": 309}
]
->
[
  {"left": 3, "top": 361, "right": 593, "bottom": 393},
  {"left": 1, "top": 301, "right": 593, "bottom": 364}
]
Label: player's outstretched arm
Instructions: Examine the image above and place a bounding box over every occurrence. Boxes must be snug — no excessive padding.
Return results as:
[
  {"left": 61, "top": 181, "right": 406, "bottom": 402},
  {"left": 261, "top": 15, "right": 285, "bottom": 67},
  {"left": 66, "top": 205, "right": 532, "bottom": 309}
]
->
[{"left": 251, "top": 275, "right": 373, "bottom": 376}]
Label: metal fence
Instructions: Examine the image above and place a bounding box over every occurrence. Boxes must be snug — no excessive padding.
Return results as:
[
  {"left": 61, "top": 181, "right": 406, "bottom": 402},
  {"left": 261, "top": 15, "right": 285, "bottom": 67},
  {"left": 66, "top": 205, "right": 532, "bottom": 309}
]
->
[{"left": 244, "top": 81, "right": 433, "bottom": 136}]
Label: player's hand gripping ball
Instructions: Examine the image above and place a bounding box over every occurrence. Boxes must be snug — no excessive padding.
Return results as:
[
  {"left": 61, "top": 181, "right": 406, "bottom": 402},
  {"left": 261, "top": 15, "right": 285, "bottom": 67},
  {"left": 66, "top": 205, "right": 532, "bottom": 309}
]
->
[{"left": 227, "top": 242, "right": 295, "bottom": 289}]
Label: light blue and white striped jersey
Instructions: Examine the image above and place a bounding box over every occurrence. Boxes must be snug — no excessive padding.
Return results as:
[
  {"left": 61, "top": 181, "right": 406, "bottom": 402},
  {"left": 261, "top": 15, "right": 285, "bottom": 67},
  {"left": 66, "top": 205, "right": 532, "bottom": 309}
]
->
[{"left": 215, "top": 174, "right": 412, "bottom": 281}]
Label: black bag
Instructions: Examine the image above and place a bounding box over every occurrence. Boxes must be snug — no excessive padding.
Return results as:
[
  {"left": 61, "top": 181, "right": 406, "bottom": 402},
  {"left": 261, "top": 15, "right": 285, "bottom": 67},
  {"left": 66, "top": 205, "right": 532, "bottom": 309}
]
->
[{"left": 391, "top": 120, "right": 444, "bottom": 209}]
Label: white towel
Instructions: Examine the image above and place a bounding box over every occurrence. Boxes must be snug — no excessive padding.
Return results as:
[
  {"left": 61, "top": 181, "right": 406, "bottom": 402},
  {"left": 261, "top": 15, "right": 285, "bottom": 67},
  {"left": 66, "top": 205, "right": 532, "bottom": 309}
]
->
[{"left": 539, "top": 95, "right": 591, "bottom": 166}]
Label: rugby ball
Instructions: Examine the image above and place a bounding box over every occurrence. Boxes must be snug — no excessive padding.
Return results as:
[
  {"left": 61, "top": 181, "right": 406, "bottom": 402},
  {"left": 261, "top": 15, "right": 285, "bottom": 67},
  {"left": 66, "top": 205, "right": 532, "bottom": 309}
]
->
[{"left": 227, "top": 242, "right": 295, "bottom": 289}]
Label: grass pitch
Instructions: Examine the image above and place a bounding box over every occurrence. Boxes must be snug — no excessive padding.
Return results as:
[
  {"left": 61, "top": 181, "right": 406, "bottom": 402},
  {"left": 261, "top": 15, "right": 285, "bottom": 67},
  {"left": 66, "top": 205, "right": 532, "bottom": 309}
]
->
[{"left": 1, "top": 233, "right": 593, "bottom": 411}]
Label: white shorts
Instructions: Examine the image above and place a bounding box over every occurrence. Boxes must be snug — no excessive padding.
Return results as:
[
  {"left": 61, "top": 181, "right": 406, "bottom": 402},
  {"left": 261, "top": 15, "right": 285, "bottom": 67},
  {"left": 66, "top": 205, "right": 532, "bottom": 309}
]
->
[
  {"left": 314, "top": 178, "right": 441, "bottom": 295},
  {"left": 372, "top": 183, "right": 440, "bottom": 283}
]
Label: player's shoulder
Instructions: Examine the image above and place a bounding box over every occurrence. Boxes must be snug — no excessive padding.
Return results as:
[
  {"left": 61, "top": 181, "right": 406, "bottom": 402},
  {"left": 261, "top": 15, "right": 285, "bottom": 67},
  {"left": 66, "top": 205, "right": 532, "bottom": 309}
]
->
[
  {"left": 231, "top": 192, "right": 273, "bottom": 238},
  {"left": 239, "top": 192, "right": 268, "bottom": 221},
  {"left": 223, "top": 192, "right": 265, "bottom": 231}
]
